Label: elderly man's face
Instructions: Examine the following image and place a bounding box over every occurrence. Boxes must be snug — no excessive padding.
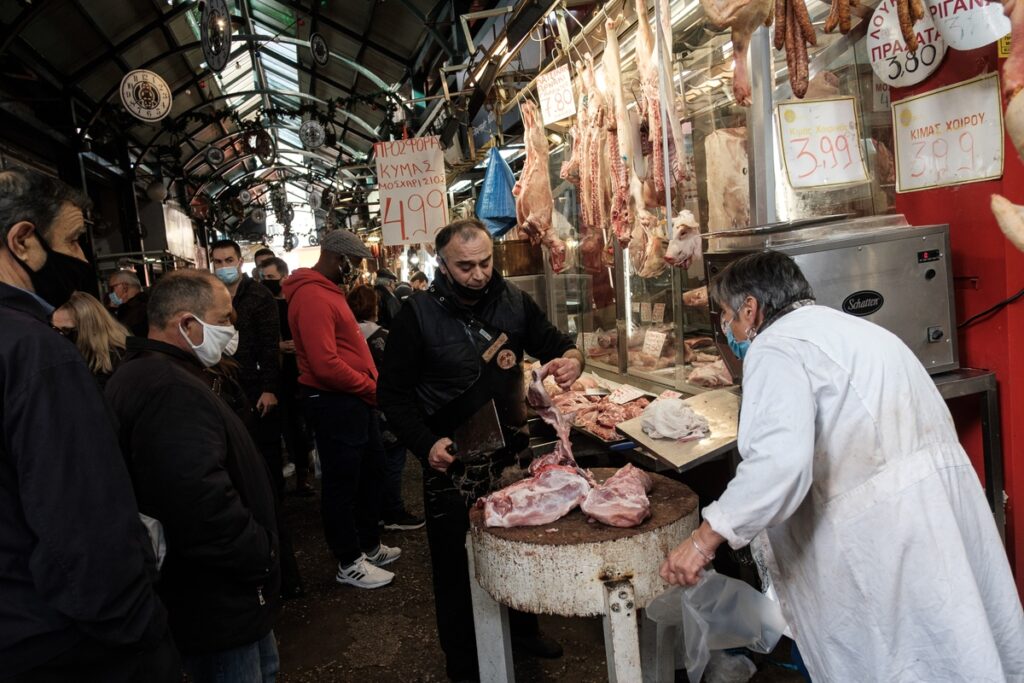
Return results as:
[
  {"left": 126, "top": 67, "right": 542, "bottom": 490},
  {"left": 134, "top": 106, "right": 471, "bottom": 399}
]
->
[
  {"left": 178, "top": 282, "right": 234, "bottom": 347},
  {"left": 440, "top": 233, "right": 493, "bottom": 290}
]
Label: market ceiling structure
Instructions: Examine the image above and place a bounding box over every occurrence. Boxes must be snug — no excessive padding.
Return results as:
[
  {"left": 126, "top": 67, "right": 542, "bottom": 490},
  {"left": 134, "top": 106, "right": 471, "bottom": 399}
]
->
[{"left": 0, "top": 0, "right": 516, "bottom": 236}]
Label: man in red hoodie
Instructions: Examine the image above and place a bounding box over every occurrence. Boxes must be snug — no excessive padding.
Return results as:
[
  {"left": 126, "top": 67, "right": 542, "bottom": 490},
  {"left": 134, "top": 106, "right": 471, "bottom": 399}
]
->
[{"left": 282, "top": 229, "right": 401, "bottom": 589}]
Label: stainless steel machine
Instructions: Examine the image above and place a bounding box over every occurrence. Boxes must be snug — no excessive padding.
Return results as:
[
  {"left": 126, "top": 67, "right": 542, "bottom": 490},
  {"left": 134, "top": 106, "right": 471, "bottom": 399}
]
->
[{"left": 704, "top": 214, "right": 959, "bottom": 377}]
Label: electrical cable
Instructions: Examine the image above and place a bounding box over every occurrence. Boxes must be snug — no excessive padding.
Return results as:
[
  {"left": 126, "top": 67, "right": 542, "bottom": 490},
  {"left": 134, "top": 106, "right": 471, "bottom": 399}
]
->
[{"left": 957, "top": 287, "right": 1024, "bottom": 329}]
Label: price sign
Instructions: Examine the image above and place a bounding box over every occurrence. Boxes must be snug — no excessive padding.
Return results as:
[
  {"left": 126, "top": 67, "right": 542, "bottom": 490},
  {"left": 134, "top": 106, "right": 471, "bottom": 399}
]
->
[
  {"left": 374, "top": 136, "right": 449, "bottom": 247},
  {"left": 609, "top": 384, "right": 647, "bottom": 405},
  {"left": 873, "top": 80, "right": 891, "bottom": 112},
  {"left": 631, "top": 302, "right": 641, "bottom": 313},
  {"left": 642, "top": 329, "right": 668, "bottom": 357},
  {"left": 582, "top": 333, "right": 598, "bottom": 350},
  {"left": 777, "top": 97, "right": 870, "bottom": 189},
  {"left": 640, "top": 302, "right": 652, "bottom": 322},
  {"left": 892, "top": 73, "right": 1003, "bottom": 193},
  {"left": 537, "top": 65, "right": 576, "bottom": 126},
  {"left": 658, "top": 389, "right": 683, "bottom": 400},
  {"left": 652, "top": 303, "right": 666, "bottom": 324},
  {"left": 929, "top": 0, "right": 1010, "bottom": 50},
  {"left": 867, "top": 0, "right": 947, "bottom": 87}
]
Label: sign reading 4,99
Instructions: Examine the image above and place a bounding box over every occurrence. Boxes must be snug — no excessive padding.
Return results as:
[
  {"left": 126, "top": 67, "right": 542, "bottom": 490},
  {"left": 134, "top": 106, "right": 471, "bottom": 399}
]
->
[
  {"left": 777, "top": 97, "right": 870, "bottom": 189},
  {"left": 374, "top": 136, "right": 450, "bottom": 247},
  {"left": 891, "top": 73, "right": 1003, "bottom": 193}
]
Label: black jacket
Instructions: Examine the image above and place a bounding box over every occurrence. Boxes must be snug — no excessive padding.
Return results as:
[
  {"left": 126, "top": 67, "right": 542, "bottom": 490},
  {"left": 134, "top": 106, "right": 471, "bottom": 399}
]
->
[
  {"left": 0, "top": 284, "right": 167, "bottom": 678},
  {"left": 378, "top": 271, "right": 575, "bottom": 463},
  {"left": 230, "top": 275, "right": 281, "bottom": 403},
  {"left": 114, "top": 290, "right": 149, "bottom": 337},
  {"left": 106, "top": 337, "right": 281, "bottom": 655},
  {"left": 375, "top": 284, "right": 401, "bottom": 329}
]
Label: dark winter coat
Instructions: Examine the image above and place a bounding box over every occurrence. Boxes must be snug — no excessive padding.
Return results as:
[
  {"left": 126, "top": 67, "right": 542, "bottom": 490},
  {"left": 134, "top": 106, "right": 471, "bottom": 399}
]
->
[{"left": 230, "top": 275, "right": 281, "bottom": 403}]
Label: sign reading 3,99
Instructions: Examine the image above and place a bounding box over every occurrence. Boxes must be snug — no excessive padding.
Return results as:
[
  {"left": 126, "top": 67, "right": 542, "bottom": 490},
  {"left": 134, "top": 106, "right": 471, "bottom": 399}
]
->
[
  {"left": 777, "top": 97, "right": 870, "bottom": 189},
  {"left": 374, "top": 136, "right": 449, "bottom": 247}
]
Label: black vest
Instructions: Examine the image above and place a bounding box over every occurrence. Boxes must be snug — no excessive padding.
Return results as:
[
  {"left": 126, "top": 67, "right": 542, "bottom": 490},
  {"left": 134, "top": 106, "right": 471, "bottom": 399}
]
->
[{"left": 408, "top": 274, "right": 529, "bottom": 436}]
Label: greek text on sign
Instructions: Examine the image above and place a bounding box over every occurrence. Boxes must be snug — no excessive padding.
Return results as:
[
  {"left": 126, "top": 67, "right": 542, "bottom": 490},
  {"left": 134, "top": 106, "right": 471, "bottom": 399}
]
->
[
  {"left": 652, "top": 303, "right": 666, "bottom": 324},
  {"left": 892, "top": 72, "right": 1003, "bottom": 192},
  {"left": 536, "top": 65, "right": 576, "bottom": 126},
  {"left": 867, "top": 0, "right": 947, "bottom": 87},
  {"left": 640, "top": 302, "right": 652, "bottom": 322},
  {"left": 642, "top": 330, "right": 668, "bottom": 357},
  {"left": 609, "top": 384, "right": 647, "bottom": 405},
  {"left": 777, "top": 97, "right": 870, "bottom": 189},
  {"left": 928, "top": 0, "right": 1010, "bottom": 50},
  {"left": 374, "top": 136, "right": 449, "bottom": 247}
]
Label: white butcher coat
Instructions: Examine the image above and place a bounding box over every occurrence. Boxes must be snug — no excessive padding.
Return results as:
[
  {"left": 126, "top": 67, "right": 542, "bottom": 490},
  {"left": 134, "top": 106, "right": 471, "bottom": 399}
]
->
[{"left": 702, "top": 305, "right": 1024, "bottom": 682}]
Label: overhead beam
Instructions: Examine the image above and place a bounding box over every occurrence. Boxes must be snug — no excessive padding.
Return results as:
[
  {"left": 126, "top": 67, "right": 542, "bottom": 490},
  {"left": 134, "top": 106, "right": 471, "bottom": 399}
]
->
[
  {"left": 271, "top": 0, "right": 410, "bottom": 66},
  {"left": 0, "top": 0, "right": 51, "bottom": 58}
]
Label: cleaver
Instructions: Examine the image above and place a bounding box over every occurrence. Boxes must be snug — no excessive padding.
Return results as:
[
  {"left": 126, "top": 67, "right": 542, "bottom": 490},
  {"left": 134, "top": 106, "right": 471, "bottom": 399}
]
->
[{"left": 449, "top": 399, "right": 506, "bottom": 465}]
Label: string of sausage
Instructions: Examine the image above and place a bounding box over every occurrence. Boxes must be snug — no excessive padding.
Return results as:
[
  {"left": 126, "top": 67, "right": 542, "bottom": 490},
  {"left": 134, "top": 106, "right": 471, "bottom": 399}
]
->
[{"left": 775, "top": 0, "right": 816, "bottom": 98}]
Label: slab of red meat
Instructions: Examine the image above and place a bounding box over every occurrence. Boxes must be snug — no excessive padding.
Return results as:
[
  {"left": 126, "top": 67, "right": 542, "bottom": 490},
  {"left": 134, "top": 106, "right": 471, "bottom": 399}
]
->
[
  {"left": 480, "top": 465, "right": 592, "bottom": 528},
  {"left": 580, "top": 464, "right": 653, "bottom": 528},
  {"left": 527, "top": 363, "right": 573, "bottom": 466}
]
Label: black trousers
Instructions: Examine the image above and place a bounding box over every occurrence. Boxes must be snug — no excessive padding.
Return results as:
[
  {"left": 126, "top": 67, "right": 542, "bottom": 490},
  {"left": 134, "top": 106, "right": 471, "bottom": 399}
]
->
[
  {"left": 12, "top": 626, "right": 180, "bottom": 683},
  {"left": 423, "top": 464, "right": 538, "bottom": 681},
  {"left": 279, "top": 389, "right": 311, "bottom": 486},
  {"left": 303, "top": 389, "right": 383, "bottom": 565}
]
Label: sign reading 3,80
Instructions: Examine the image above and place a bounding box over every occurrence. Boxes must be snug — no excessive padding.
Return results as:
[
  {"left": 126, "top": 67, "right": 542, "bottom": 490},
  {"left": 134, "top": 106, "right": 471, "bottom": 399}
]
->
[{"left": 374, "top": 136, "right": 449, "bottom": 247}]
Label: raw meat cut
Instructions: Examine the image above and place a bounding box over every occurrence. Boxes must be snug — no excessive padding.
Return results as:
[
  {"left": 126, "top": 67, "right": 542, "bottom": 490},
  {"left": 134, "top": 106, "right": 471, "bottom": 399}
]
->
[
  {"left": 527, "top": 362, "right": 574, "bottom": 467},
  {"left": 664, "top": 209, "right": 703, "bottom": 268},
  {"left": 580, "top": 464, "right": 653, "bottom": 527},
  {"left": 514, "top": 100, "right": 567, "bottom": 272},
  {"left": 629, "top": 175, "right": 669, "bottom": 278},
  {"left": 700, "top": 0, "right": 774, "bottom": 106},
  {"left": 991, "top": 194, "right": 1024, "bottom": 254},
  {"left": 704, "top": 129, "right": 750, "bottom": 231},
  {"left": 989, "top": 0, "right": 1024, "bottom": 251},
  {"left": 572, "top": 396, "right": 650, "bottom": 440},
  {"left": 603, "top": 14, "right": 634, "bottom": 247},
  {"left": 687, "top": 359, "right": 734, "bottom": 387},
  {"left": 683, "top": 286, "right": 709, "bottom": 307},
  {"left": 481, "top": 465, "right": 592, "bottom": 528},
  {"left": 640, "top": 398, "right": 711, "bottom": 441}
]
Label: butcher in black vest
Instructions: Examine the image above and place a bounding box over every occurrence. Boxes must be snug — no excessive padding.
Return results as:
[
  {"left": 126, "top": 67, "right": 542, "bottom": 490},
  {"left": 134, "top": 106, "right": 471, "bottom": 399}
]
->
[{"left": 379, "top": 218, "right": 583, "bottom": 682}]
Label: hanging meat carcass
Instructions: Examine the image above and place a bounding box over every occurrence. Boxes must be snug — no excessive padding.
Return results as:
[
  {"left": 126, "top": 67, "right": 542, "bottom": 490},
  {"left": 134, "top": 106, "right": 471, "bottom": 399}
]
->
[
  {"left": 603, "top": 14, "right": 634, "bottom": 247},
  {"left": 514, "top": 100, "right": 568, "bottom": 272},
  {"left": 705, "top": 128, "right": 750, "bottom": 231},
  {"left": 699, "top": 0, "right": 774, "bottom": 106},
  {"left": 629, "top": 175, "right": 669, "bottom": 278},
  {"left": 991, "top": 0, "right": 1024, "bottom": 254}
]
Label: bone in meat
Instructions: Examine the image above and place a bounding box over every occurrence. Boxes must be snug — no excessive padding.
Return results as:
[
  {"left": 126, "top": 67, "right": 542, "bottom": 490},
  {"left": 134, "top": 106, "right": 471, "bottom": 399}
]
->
[
  {"left": 603, "top": 14, "right": 634, "bottom": 247},
  {"left": 481, "top": 465, "right": 592, "bottom": 528},
  {"left": 664, "top": 209, "right": 703, "bottom": 268},
  {"left": 515, "top": 100, "right": 567, "bottom": 272},
  {"left": 580, "top": 464, "right": 653, "bottom": 527},
  {"left": 700, "top": 0, "right": 774, "bottom": 106}
]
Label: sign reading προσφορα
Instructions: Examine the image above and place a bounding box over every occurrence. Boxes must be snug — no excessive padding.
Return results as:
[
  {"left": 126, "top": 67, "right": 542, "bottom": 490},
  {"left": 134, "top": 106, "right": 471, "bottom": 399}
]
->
[{"left": 374, "top": 136, "right": 449, "bottom": 247}]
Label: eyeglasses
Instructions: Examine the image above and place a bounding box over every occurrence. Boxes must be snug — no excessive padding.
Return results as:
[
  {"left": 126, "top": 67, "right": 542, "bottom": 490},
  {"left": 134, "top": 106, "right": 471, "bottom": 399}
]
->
[{"left": 719, "top": 315, "right": 733, "bottom": 335}]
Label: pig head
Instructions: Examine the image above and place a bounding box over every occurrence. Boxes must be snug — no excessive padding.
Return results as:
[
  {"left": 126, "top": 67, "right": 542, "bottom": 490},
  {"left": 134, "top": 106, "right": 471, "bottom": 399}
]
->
[{"left": 664, "top": 209, "right": 702, "bottom": 268}]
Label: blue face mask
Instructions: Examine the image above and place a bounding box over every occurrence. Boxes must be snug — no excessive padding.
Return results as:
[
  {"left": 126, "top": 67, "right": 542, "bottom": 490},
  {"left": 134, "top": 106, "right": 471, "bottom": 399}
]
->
[
  {"left": 215, "top": 266, "right": 240, "bottom": 285},
  {"left": 109, "top": 292, "right": 124, "bottom": 307},
  {"left": 724, "top": 325, "right": 752, "bottom": 359}
]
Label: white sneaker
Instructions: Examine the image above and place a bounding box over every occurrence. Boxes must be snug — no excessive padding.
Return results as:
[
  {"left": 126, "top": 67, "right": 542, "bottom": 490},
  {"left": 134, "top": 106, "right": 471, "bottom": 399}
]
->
[
  {"left": 364, "top": 543, "right": 402, "bottom": 567},
  {"left": 336, "top": 555, "right": 394, "bottom": 589}
]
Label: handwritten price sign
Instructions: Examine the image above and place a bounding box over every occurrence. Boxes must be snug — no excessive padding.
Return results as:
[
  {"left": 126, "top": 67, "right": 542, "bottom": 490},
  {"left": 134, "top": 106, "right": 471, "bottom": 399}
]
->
[
  {"left": 892, "top": 73, "right": 1003, "bottom": 193},
  {"left": 374, "top": 136, "right": 450, "bottom": 247},
  {"left": 537, "top": 64, "right": 576, "bottom": 126},
  {"left": 929, "top": 0, "right": 1010, "bottom": 51},
  {"left": 777, "top": 97, "right": 869, "bottom": 189},
  {"left": 867, "top": 0, "right": 947, "bottom": 87}
]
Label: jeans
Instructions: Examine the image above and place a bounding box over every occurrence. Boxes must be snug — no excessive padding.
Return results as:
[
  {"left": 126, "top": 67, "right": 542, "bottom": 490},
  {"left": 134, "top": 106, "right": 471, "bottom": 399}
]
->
[
  {"left": 382, "top": 443, "right": 409, "bottom": 519},
  {"left": 302, "top": 389, "right": 383, "bottom": 565},
  {"left": 183, "top": 630, "right": 279, "bottom": 683}
]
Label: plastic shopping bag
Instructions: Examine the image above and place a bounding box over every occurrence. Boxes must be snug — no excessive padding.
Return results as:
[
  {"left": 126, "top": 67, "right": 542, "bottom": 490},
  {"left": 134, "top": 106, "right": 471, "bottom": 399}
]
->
[
  {"left": 646, "top": 570, "right": 788, "bottom": 683},
  {"left": 475, "top": 147, "right": 518, "bottom": 237}
]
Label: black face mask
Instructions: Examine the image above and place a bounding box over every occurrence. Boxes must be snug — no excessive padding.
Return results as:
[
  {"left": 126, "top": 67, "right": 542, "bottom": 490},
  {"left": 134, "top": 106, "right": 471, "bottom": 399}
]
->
[
  {"left": 439, "top": 258, "right": 490, "bottom": 302},
  {"left": 17, "top": 232, "right": 96, "bottom": 308},
  {"left": 263, "top": 279, "right": 283, "bottom": 296}
]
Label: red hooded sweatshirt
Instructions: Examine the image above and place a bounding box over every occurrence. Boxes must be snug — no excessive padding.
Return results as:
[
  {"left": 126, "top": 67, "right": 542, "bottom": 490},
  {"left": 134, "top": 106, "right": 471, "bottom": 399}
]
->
[{"left": 282, "top": 268, "right": 377, "bottom": 404}]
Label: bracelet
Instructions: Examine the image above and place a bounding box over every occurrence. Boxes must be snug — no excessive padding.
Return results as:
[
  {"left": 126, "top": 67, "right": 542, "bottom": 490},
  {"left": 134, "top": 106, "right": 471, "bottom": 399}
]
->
[{"left": 690, "top": 530, "right": 716, "bottom": 563}]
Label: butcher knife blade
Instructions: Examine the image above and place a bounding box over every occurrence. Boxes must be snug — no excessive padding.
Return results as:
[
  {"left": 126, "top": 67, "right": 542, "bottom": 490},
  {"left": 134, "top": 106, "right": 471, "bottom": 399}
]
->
[{"left": 451, "top": 399, "right": 506, "bottom": 464}]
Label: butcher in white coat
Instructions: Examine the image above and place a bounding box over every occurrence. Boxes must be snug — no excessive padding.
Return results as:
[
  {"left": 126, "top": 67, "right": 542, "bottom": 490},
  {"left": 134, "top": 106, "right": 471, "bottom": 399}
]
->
[{"left": 661, "top": 251, "right": 1024, "bottom": 682}]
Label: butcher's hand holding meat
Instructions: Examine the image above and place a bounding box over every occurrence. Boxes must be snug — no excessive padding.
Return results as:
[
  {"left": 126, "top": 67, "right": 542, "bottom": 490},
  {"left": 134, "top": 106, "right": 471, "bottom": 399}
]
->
[
  {"left": 580, "top": 464, "right": 653, "bottom": 527},
  {"left": 991, "top": 0, "right": 1024, "bottom": 252}
]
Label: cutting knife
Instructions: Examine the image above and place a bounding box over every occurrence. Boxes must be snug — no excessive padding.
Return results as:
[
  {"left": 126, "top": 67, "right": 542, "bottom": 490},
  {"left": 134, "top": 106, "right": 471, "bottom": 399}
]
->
[{"left": 447, "top": 399, "right": 506, "bottom": 467}]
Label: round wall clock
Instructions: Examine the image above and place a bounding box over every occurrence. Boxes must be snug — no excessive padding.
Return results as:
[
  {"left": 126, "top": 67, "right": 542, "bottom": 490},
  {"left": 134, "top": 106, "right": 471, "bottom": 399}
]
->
[
  {"left": 202, "top": 0, "right": 232, "bottom": 72},
  {"left": 120, "top": 70, "right": 172, "bottom": 122},
  {"left": 205, "top": 146, "right": 225, "bottom": 166},
  {"left": 299, "top": 119, "right": 326, "bottom": 149},
  {"left": 310, "top": 32, "right": 330, "bottom": 67}
]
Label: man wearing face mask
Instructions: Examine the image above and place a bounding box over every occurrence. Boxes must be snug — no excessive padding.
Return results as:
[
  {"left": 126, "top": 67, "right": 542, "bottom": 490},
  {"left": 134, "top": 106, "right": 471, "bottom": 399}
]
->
[
  {"left": 0, "top": 167, "right": 179, "bottom": 681},
  {"left": 106, "top": 269, "right": 282, "bottom": 682},
  {"left": 283, "top": 229, "right": 401, "bottom": 589},
  {"left": 378, "top": 218, "right": 583, "bottom": 682},
  {"left": 109, "top": 269, "right": 149, "bottom": 337}
]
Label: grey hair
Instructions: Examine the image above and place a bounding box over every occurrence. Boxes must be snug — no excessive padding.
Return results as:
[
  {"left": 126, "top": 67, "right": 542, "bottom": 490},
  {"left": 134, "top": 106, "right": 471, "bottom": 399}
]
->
[
  {"left": 109, "top": 270, "right": 142, "bottom": 289},
  {"left": 148, "top": 269, "right": 219, "bottom": 329},
  {"left": 434, "top": 218, "right": 492, "bottom": 259},
  {"left": 709, "top": 251, "right": 814, "bottom": 322},
  {"left": 0, "top": 166, "right": 91, "bottom": 245}
]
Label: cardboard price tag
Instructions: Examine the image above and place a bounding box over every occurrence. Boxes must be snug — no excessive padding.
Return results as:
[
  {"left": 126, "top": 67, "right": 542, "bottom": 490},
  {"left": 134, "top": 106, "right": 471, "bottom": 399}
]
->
[
  {"left": 608, "top": 385, "right": 647, "bottom": 405},
  {"left": 892, "top": 73, "right": 1004, "bottom": 193},
  {"left": 642, "top": 330, "right": 668, "bottom": 357},
  {"left": 537, "top": 65, "right": 576, "bottom": 126},
  {"left": 374, "top": 136, "right": 449, "bottom": 246},
  {"left": 631, "top": 302, "right": 641, "bottom": 313},
  {"left": 777, "top": 98, "right": 870, "bottom": 189},
  {"left": 652, "top": 303, "right": 666, "bottom": 324},
  {"left": 640, "top": 302, "right": 653, "bottom": 322}
]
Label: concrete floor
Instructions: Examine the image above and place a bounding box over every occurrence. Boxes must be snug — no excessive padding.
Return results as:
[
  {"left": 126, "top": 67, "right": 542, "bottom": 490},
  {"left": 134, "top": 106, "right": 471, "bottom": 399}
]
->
[{"left": 273, "top": 464, "right": 806, "bottom": 682}]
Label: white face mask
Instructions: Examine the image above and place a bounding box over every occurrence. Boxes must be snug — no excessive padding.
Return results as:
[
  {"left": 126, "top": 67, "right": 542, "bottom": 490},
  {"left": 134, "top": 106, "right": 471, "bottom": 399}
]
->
[
  {"left": 224, "top": 329, "right": 240, "bottom": 356},
  {"left": 179, "top": 314, "right": 237, "bottom": 367}
]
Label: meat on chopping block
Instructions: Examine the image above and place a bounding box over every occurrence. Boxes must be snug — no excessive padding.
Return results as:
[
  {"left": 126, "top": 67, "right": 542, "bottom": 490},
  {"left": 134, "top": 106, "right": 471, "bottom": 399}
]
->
[
  {"left": 515, "top": 100, "right": 568, "bottom": 272},
  {"left": 481, "top": 465, "right": 593, "bottom": 528},
  {"left": 664, "top": 209, "right": 703, "bottom": 268},
  {"left": 580, "top": 464, "right": 653, "bottom": 527},
  {"left": 700, "top": 0, "right": 774, "bottom": 106},
  {"left": 990, "top": 0, "right": 1024, "bottom": 253}
]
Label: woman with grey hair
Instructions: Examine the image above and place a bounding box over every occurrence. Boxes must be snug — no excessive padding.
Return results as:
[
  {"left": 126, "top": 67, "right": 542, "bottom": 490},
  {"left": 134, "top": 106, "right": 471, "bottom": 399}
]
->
[{"left": 661, "top": 251, "right": 1023, "bottom": 681}]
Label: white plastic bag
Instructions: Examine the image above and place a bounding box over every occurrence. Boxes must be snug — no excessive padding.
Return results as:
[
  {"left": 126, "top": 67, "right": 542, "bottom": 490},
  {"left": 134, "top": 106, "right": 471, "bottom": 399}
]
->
[
  {"left": 646, "top": 570, "right": 787, "bottom": 683},
  {"left": 138, "top": 513, "right": 166, "bottom": 571}
]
